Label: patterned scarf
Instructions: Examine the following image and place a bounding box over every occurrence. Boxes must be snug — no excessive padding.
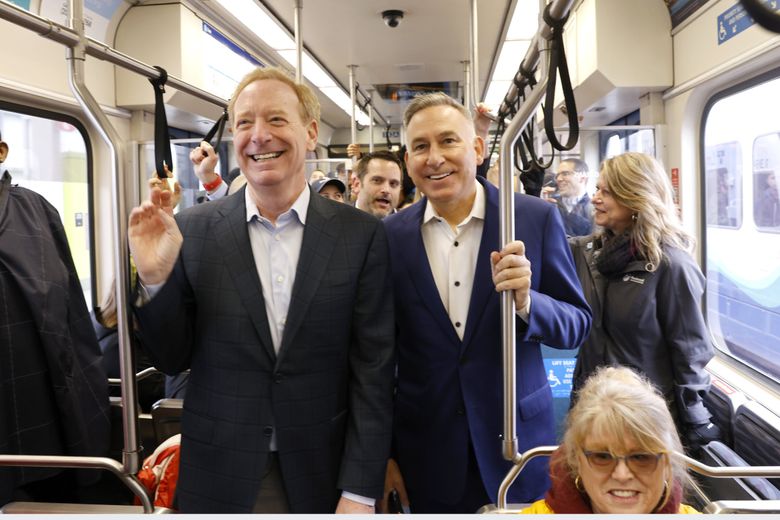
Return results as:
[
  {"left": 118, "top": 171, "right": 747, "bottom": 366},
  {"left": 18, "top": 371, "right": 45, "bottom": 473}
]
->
[{"left": 594, "top": 230, "right": 639, "bottom": 278}]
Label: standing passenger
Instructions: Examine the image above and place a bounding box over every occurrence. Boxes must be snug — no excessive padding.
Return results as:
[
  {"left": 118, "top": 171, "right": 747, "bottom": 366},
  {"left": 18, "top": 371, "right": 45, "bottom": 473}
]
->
[
  {"left": 382, "top": 93, "right": 591, "bottom": 512},
  {"left": 544, "top": 158, "right": 594, "bottom": 237},
  {"left": 128, "top": 67, "right": 395, "bottom": 513},
  {"left": 311, "top": 176, "right": 347, "bottom": 203},
  {"left": 570, "top": 152, "right": 720, "bottom": 453},
  {"left": 354, "top": 151, "right": 403, "bottom": 218}
]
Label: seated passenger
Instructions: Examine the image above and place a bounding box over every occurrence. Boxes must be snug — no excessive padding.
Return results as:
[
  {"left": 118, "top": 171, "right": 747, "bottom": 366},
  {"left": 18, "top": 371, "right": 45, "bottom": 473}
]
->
[
  {"left": 521, "top": 366, "right": 699, "bottom": 514},
  {"left": 92, "top": 278, "right": 165, "bottom": 412}
]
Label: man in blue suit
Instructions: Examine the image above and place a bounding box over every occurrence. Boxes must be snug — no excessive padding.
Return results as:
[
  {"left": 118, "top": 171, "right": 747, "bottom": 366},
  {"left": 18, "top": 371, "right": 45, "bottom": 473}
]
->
[{"left": 382, "top": 93, "right": 591, "bottom": 513}]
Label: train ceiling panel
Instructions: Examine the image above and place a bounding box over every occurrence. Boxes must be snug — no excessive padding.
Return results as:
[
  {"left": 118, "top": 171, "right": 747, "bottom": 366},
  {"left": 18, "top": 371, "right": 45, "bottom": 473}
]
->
[{"left": 259, "top": 0, "right": 513, "bottom": 128}]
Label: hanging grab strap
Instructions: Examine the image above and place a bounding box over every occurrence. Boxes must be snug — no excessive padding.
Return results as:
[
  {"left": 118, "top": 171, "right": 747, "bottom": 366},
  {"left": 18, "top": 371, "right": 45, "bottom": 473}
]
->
[
  {"left": 542, "top": 4, "right": 579, "bottom": 152},
  {"left": 202, "top": 109, "right": 228, "bottom": 157},
  {"left": 149, "top": 66, "right": 173, "bottom": 179}
]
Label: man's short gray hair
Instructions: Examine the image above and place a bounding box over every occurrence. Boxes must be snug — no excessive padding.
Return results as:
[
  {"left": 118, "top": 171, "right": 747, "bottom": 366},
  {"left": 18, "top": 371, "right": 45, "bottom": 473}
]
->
[{"left": 402, "top": 92, "right": 471, "bottom": 130}]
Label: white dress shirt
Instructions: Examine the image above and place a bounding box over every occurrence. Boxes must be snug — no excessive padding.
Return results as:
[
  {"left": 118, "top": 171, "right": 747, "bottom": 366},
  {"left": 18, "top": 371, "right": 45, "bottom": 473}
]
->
[
  {"left": 420, "top": 180, "right": 530, "bottom": 334},
  {"left": 245, "top": 186, "right": 307, "bottom": 353},
  {"left": 421, "top": 180, "right": 485, "bottom": 340}
]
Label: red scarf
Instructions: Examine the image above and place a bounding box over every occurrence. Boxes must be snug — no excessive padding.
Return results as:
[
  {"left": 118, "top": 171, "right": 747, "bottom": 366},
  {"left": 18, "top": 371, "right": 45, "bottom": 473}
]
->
[{"left": 544, "top": 447, "right": 682, "bottom": 514}]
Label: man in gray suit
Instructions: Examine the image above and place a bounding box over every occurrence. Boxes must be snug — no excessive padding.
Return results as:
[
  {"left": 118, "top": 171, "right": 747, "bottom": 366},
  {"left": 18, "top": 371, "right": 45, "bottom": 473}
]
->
[{"left": 128, "top": 67, "right": 395, "bottom": 513}]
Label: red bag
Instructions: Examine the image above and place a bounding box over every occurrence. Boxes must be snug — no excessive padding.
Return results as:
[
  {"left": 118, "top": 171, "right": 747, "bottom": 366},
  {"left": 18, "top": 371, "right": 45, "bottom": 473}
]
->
[{"left": 135, "top": 434, "right": 181, "bottom": 509}]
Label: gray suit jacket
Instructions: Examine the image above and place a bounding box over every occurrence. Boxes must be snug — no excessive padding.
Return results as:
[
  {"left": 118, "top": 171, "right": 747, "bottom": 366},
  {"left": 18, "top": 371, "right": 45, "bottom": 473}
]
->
[{"left": 135, "top": 186, "right": 395, "bottom": 512}]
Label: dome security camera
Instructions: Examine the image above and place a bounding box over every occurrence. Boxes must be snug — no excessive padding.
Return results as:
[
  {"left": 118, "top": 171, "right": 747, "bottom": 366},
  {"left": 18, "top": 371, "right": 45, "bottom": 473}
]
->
[{"left": 382, "top": 9, "right": 404, "bottom": 28}]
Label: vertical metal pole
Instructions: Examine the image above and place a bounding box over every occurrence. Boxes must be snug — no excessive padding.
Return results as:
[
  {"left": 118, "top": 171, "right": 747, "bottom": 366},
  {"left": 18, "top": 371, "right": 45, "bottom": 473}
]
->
[
  {"left": 366, "top": 88, "right": 375, "bottom": 153},
  {"left": 462, "top": 60, "right": 471, "bottom": 112},
  {"left": 494, "top": 1, "right": 579, "bottom": 510},
  {"left": 469, "top": 0, "right": 479, "bottom": 108},
  {"left": 348, "top": 65, "right": 358, "bottom": 156},
  {"left": 294, "top": 0, "right": 303, "bottom": 83},
  {"left": 67, "top": 0, "right": 140, "bottom": 475},
  {"left": 368, "top": 105, "right": 375, "bottom": 152}
]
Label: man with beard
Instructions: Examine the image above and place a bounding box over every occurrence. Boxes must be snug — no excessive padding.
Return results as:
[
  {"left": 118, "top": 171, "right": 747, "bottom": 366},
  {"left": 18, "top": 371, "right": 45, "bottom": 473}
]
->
[{"left": 353, "top": 150, "right": 403, "bottom": 219}]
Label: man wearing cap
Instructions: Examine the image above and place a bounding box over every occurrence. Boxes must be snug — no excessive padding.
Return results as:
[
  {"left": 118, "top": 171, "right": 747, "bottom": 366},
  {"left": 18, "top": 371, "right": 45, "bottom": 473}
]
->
[{"left": 311, "top": 176, "right": 347, "bottom": 203}]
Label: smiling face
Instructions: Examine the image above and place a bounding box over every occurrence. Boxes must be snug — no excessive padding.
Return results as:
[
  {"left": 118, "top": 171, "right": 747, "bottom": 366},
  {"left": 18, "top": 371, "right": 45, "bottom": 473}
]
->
[
  {"left": 404, "top": 104, "right": 484, "bottom": 215},
  {"left": 592, "top": 173, "right": 633, "bottom": 233},
  {"left": 578, "top": 433, "right": 669, "bottom": 514},
  {"left": 356, "top": 158, "right": 402, "bottom": 218},
  {"left": 231, "top": 79, "right": 317, "bottom": 194},
  {"left": 556, "top": 160, "right": 587, "bottom": 198}
]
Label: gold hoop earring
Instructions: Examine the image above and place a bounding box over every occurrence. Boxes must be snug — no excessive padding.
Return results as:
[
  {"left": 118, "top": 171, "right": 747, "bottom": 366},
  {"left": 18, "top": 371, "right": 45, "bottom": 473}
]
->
[
  {"left": 574, "top": 475, "right": 584, "bottom": 492},
  {"left": 654, "top": 479, "right": 671, "bottom": 512}
]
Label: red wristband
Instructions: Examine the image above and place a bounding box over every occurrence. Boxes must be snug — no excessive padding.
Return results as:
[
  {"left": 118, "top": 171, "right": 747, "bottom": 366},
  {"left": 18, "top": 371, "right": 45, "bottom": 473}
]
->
[{"left": 202, "top": 175, "right": 222, "bottom": 192}]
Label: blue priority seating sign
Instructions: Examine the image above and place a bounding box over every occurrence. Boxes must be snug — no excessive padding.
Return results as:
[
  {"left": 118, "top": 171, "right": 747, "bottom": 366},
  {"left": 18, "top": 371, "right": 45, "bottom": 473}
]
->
[{"left": 544, "top": 358, "right": 576, "bottom": 398}]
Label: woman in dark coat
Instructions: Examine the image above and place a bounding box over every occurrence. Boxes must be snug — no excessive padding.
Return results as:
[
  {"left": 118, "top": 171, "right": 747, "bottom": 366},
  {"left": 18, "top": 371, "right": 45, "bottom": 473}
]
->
[{"left": 570, "top": 152, "right": 720, "bottom": 452}]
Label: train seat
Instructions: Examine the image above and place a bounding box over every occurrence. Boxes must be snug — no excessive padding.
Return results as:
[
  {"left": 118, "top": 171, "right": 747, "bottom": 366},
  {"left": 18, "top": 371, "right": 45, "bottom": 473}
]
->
[
  {"left": 109, "top": 396, "right": 156, "bottom": 459},
  {"left": 151, "top": 399, "right": 184, "bottom": 445},
  {"left": 697, "top": 440, "right": 780, "bottom": 502},
  {"left": 704, "top": 376, "right": 748, "bottom": 447},
  {"left": 733, "top": 401, "right": 780, "bottom": 489}
]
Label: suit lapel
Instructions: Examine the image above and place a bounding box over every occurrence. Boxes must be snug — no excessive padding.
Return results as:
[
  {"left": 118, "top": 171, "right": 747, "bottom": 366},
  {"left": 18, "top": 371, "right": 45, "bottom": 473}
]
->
[
  {"left": 213, "top": 189, "right": 276, "bottom": 362},
  {"left": 461, "top": 179, "right": 498, "bottom": 352},
  {"left": 276, "top": 191, "right": 340, "bottom": 367},
  {"left": 401, "top": 201, "right": 461, "bottom": 343}
]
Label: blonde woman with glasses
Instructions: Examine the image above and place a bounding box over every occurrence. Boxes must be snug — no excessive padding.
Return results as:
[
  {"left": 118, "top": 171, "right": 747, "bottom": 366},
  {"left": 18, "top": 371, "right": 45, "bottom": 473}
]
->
[{"left": 521, "top": 366, "right": 699, "bottom": 514}]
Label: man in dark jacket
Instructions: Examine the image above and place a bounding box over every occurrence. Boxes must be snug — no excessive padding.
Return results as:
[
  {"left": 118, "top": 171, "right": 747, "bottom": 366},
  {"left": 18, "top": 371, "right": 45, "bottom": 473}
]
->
[
  {"left": 128, "top": 68, "right": 395, "bottom": 513},
  {"left": 0, "top": 132, "right": 110, "bottom": 505}
]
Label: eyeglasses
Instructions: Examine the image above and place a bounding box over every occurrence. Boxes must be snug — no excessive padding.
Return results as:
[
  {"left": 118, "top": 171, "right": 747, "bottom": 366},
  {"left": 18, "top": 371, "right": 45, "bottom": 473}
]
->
[
  {"left": 582, "top": 450, "right": 665, "bottom": 474},
  {"left": 556, "top": 170, "right": 576, "bottom": 177}
]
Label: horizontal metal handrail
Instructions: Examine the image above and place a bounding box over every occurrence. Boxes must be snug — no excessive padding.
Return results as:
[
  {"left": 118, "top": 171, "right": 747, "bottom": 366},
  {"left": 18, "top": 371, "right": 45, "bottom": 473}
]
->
[
  {"left": 494, "top": 445, "right": 780, "bottom": 512},
  {"left": 108, "top": 366, "right": 161, "bottom": 386},
  {"left": 682, "top": 452, "right": 780, "bottom": 478},
  {"left": 0, "top": 0, "right": 226, "bottom": 108},
  {"left": 0, "top": 454, "right": 153, "bottom": 513},
  {"left": 704, "top": 500, "right": 780, "bottom": 514}
]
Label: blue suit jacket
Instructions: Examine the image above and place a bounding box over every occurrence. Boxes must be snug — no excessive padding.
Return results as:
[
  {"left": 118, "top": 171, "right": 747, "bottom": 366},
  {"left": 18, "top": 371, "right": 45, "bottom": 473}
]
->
[{"left": 383, "top": 177, "right": 591, "bottom": 507}]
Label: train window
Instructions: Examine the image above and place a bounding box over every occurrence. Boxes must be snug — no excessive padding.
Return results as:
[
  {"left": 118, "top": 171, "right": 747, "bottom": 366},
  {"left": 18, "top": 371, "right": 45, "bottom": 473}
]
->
[
  {"left": 704, "top": 142, "right": 742, "bottom": 228},
  {"left": 702, "top": 72, "right": 780, "bottom": 383},
  {"left": 0, "top": 107, "right": 93, "bottom": 307},
  {"left": 603, "top": 128, "right": 656, "bottom": 158},
  {"left": 139, "top": 139, "right": 237, "bottom": 211}
]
